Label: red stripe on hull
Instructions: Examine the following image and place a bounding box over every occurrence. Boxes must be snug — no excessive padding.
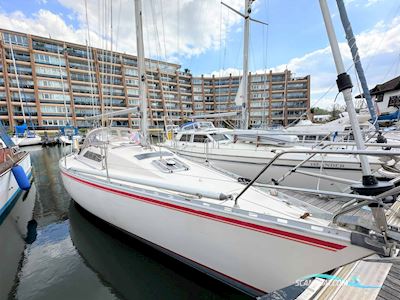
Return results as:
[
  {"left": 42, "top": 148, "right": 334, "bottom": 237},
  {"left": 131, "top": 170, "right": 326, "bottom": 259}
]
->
[{"left": 61, "top": 170, "right": 347, "bottom": 252}]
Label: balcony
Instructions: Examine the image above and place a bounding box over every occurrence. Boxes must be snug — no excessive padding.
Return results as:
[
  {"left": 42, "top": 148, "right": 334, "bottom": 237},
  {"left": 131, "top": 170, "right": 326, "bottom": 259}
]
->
[
  {"left": 103, "top": 99, "right": 125, "bottom": 107},
  {"left": 69, "top": 62, "right": 91, "bottom": 71},
  {"left": 32, "top": 41, "right": 63, "bottom": 53},
  {"left": 66, "top": 47, "right": 88, "bottom": 58}
]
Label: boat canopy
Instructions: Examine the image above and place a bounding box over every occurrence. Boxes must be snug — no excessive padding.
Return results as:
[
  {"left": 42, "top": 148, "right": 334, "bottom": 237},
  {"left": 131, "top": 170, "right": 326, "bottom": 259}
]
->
[
  {"left": 15, "top": 123, "right": 28, "bottom": 137},
  {"left": 82, "top": 127, "right": 139, "bottom": 149}
]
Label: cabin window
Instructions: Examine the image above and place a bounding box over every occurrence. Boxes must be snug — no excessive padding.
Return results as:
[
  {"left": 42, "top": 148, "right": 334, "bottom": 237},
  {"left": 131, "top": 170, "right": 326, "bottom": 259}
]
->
[
  {"left": 83, "top": 151, "right": 103, "bottom": 162},
  {"left": 304, "top": 135, "right": 316, "bottom": 141},
  {"left": 179, "top": 134, "right": 191, "bottom": 142},
  {"left": 193, "top": 135, "right": 208, "bottom": 143},
  {"left": 209, "top": 133, "right": 229, "bottom": 141}
]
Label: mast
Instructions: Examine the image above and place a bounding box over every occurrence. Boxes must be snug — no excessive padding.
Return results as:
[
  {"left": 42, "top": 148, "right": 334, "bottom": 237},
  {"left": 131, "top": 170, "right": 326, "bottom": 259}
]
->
[
  {"left": 134, "top": 0, "right": 148, "bottom": 145},
  {"left": 336, "top": 0, "right": 379, "bottom": 130},
  {"left": 241, "top": 0, "right": 251, "bottom": 130},
  {"left": 222, "top": 0, "right": 267, "bottom": 130},
  {"left": 8, "top": 39, "right": 26, "bottom": 122},
  {"left": 57, "top": 47, "right": 70, "bottom": 125},
  {"left": 320, "top": 0, "right": 395, "bottom": 245},
  {"left": 318, "top": 0, "right": 372, "bottom": 177},
  {"left": 85, "top": 40, "right": 97, "bottom": 121}
]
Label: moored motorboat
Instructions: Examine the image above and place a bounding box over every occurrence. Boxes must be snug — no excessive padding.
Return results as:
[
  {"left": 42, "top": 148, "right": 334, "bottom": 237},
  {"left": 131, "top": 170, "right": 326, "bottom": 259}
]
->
[{"left": 162, "top": 125, "right": 386, "bottom": 192}]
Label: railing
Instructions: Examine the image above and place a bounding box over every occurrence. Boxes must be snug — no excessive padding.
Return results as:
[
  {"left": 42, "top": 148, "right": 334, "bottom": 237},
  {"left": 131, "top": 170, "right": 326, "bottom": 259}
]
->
[{"left": 234, "top": 147, "right": 400, "bottom": 204}]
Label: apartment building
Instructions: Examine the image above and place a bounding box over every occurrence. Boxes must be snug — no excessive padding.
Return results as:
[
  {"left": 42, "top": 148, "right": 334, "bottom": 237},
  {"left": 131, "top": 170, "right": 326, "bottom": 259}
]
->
[
  {"left": 193, "top": 71, "right": 310, "bottom": 127},
  {"left": 0, "top": 29, "right": 310, "bottom": 130}
]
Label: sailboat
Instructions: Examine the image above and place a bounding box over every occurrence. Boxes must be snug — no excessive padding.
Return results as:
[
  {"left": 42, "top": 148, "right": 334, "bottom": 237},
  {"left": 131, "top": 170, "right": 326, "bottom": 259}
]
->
[
  {"left": 6, "top": 38, "right": 41, "bottom": 147},
  {"left": 60, "top": 0, "right": 400, "bottom": 296},
  {"left": 12, "top": 123, "right": 42, "bottom": 147}
]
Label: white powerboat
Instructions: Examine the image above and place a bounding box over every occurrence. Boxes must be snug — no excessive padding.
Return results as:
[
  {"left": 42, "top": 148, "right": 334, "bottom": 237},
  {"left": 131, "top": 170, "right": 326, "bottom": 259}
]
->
[
  {"left": 162, "top": 123, "right": 386, "bottom": 192},
  {"left": 178, "top": 121, "right": 299, "bottom": 146}
]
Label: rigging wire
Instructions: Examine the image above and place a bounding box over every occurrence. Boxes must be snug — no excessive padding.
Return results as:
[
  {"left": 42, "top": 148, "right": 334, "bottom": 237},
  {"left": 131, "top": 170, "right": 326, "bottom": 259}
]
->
[{"left": 84, "top": 0, "right": 97, "bottom": 124}]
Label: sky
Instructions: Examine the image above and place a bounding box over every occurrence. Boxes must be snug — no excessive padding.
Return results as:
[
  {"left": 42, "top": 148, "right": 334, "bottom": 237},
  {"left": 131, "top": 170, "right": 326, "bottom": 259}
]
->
[{"left": 0, "top": 0, "right": 399, "bottom": 109}]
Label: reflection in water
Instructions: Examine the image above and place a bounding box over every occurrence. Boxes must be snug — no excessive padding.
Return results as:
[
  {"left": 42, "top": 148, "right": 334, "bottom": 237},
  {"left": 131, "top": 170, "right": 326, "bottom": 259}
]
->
[
  {"left": 69, "top": 202, "right": 250, "bottom": 300},
  {"left": 0, "top": 181, "right": 37, "bottom": 300},
  {"left": 29, "top": 146, "right": 71, "bottom": 226}
]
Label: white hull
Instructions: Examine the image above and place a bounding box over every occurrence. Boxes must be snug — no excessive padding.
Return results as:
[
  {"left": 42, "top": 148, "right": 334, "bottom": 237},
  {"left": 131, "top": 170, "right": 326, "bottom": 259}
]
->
[
  {"left": 164, "top": 143, "right": 383, "bottom": 192},
  {"left": 0, "top": 153, "right": 32, "bottom": 218},
  {"left": 12, "top": 136, "right": 42, "bottom": 146},
  {"left": 0, "top": 179, "right": 35, "bottom": 297},
  {"left": 60, "top": 166, "right": 373, "bottom": 296}
]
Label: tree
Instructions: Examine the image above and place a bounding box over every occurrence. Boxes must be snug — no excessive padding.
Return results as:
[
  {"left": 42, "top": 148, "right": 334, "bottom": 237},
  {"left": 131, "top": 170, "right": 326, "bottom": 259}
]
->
[{"left": 312, "top": 107, "right": 331, "bottom": 115}]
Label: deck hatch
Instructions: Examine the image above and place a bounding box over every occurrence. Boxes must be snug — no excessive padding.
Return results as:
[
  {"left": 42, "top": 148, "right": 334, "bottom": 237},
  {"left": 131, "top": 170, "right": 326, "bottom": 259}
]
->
[
  {"left": 152, "top": 158, "right": 190, "bottom": 173},
  {"left": 135, "top": 151, "right": 173, "bottom": 160}
]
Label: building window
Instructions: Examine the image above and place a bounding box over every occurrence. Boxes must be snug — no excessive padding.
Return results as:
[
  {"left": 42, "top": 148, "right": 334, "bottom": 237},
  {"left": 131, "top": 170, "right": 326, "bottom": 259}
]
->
[
  {"left": 38, "top": 79, "right": 68, "bottom": 90},
  {"left": 388, "top": 95, "right": 400, "bottom": 107},
  {"left": 36, "top": 66, "right": 67, "bottom": 78},
  {"left": 287, "top": 92, "right": 306, "bottom": 99},
  {"left": 125, "top": 67, "right": 138, "bottom": 76},
  {"left": 3, "top": 33, "right": 28, "bottom": 47},
  {"left": 39, "top": 92, "right": 70, "bottom": 102},
  {"left": 375, "top": 94, "right": 384, "bottom": 103},
  {"left": 34, "top": 54, "right": 66, "bottom": 66},
  {"left": 42, "top": 119, "right": 67, "bottom": 127}
]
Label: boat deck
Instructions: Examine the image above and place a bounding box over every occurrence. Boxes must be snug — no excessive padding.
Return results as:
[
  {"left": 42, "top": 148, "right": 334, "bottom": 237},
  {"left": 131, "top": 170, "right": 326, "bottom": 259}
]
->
[
  {"left": 259, "top": 192, "right": 400, "bottom": 300},
  {"left": 0, "top": 151, "right": 27, "bottom": 175}
]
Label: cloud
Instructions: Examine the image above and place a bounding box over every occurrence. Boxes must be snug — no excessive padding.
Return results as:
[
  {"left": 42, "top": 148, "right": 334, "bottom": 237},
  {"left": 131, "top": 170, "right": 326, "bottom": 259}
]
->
[
  {"left": 0, "top": 0, "right": 246, "bottom": 62},
  {"left": 344, "top": 0, "right": 383, "bottom": 7},
  {"left": 207, "top": 16, "right": 400, "bottom": 109},
  {"left": 56, "top": 0, "right": 246, "bottom": 60},
  {"left": 0, "top": 9, "right": 104, "bottom": 48},
  {"left": 366, "top": 0, "right": 384, "bottom": 7},
  {"left": 284, "top": 16, "right": 400, "bottom": 108}
]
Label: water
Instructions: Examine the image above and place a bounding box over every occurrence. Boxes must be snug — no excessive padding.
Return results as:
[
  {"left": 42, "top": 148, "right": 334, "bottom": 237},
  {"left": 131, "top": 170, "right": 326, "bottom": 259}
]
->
[{"left": 1, "top": 146, "right": 303, "bottom": 300}]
